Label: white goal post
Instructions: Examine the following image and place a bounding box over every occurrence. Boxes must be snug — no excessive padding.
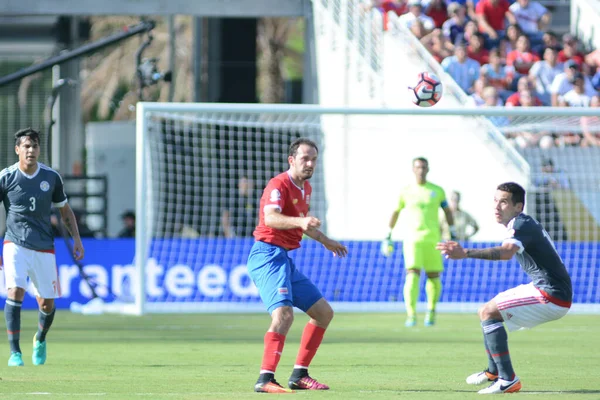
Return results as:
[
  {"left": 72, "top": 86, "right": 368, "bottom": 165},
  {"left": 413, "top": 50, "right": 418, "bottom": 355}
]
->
[{"left": 131, "top": 102, "right": 600, "bottom": 315}]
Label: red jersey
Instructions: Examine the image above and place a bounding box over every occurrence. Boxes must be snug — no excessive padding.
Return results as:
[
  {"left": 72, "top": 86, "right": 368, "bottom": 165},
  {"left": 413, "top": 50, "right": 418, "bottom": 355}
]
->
[
  {"left": 506, "top": 50, "right": 540, "bottom": 74},
  {"left": 476, "top": 0, "right": 510, "bottom": 31},
  {"left": 253, "top": 172, "right": 312, "bottom": 250},
  {"left": 557, "top": 51, "right": 585, "bottom": 66}
]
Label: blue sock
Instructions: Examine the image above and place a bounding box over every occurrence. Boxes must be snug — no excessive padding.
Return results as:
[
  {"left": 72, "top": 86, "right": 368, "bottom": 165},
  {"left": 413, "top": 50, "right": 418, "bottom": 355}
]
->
[
  {"left": 36, "top": 307, "right": 56, "bottom": 342},
  {"left": 5, "top": 299, "right": 23, "bottom": 354},
  {"left": 482, "top": 319, "right": 515, "bottom": 380}
]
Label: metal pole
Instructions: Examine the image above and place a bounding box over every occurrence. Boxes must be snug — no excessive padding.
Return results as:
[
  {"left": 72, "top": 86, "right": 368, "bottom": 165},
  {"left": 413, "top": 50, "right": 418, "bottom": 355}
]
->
[
  {"left": 168, "top": 15, "right": 176, "bottom": 102},
  {"left": 0, "top": 20, "right": 156, "bottom": 87}
]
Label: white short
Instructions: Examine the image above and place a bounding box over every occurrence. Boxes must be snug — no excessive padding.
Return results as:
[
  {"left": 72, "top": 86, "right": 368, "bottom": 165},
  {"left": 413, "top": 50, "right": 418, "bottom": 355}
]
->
[
  {"left": 2, "top": 242, "right": 61, "bottom": 299},
  {"left": 494, "top": 282, "right": 570, "bottom": 332}
]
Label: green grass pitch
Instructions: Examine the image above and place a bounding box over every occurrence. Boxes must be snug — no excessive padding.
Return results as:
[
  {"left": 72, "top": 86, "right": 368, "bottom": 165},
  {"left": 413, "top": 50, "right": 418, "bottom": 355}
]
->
[{"left": 0, "top": 311, "right": 598, "bottom": 399}]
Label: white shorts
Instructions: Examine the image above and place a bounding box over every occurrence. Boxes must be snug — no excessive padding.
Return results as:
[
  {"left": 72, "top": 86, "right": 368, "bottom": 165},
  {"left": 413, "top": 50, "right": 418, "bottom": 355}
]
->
[
  {"left": 494, "top": 282, "right": 570, "bottom": 332},
  {"left": 2, "top": 242, "right": 61, "bottom": 299}
]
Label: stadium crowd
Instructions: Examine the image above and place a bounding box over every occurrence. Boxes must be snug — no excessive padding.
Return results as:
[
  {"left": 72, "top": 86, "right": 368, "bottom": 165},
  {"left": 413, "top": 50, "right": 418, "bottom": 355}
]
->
[{"left": 365, "top": 0, "right": 600, "bottom": 148}]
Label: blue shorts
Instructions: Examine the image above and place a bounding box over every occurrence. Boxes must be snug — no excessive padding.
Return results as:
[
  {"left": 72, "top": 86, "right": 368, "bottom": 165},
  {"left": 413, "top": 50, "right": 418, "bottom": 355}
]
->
[{"left": 247, "top": 241, "right": 323, "bottom": 314}]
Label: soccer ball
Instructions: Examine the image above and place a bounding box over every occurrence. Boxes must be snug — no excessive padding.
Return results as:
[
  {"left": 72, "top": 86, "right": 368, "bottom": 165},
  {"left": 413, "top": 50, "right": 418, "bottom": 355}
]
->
[{"left": 409, "top": 72, "right": 443, "bottom": 107}]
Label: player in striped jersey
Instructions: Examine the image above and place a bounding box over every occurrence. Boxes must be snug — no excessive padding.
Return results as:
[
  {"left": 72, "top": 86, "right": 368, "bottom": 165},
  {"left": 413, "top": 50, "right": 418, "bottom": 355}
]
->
[
  {"left": 1, "top": 128, "right": 85, "bottom": 367},
  {"left": 437, "top": 182, "right": 572, "bottom": 394}
]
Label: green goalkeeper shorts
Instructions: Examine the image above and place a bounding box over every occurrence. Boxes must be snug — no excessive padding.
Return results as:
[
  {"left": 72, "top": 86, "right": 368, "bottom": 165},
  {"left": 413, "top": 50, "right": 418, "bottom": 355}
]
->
[{"left": 402, "top": 241, "right": 444, "bottom": 273}]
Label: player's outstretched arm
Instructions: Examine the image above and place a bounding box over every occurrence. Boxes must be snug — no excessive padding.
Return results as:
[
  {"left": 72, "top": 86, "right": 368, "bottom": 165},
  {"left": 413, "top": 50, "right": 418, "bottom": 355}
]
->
[
  {"left": 305, "top": 228, "right": 348, "bottom": 258},
  {"left": 264, "top": 208, "right": 321, "bottom": 231},
  {"left": 58, "top": 203, "right": 85, "bottom": 261},
  {"left": 436, "top": 241, "right": 519, "bottom": 261}
]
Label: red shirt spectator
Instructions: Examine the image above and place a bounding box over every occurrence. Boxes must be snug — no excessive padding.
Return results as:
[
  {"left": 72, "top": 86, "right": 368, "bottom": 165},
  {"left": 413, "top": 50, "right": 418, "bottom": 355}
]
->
[
  {"left": 506, "top": 34, "right": 540, "bottom": 74},
  {"left": 426, "top": 0, "right": 448, "bottom": 28},
  {"left": 468, "top": 33, "right": 490, "bottom": 65},
  {"left": 557, "top": 51, "right": 585, "bottom": 66},
  {"left": 476, "top": 0, "right": 512, "bottom": 32},
  {"left": 557, "top": 33, "right": 585, "bottom": 66},
  {"left": 505, "top": 91, "right": 543, "bottom": 106}
]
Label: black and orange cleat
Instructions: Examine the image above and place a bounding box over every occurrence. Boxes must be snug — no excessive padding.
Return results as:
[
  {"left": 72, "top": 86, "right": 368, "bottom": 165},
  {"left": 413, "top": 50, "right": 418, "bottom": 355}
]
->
[
  {"left": 255, "top": 378, "right": 295, "bottom": 394},
  {"left": 288, "top": 375, "right": 330, "bottom": 390}
]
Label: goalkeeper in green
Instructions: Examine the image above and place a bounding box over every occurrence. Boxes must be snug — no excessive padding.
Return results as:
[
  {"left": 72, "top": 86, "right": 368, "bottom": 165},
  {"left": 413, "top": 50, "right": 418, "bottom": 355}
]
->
[{"left": 382, "top": 157, "right": 455, "bottom": 327}]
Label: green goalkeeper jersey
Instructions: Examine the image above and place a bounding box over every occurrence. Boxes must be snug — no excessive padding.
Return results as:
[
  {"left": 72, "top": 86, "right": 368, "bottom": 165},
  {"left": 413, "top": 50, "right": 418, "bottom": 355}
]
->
[{"left": 396, "top": 181, "right": 448, "bottom": 243}]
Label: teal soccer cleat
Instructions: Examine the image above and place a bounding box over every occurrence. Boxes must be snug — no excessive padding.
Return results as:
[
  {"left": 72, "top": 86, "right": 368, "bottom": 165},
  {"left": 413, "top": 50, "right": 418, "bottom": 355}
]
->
[
  {"left": 8, "top": 351, "right": 24, "bottom": 366},
  {"left": 424, "top": 311, "right": 436, "bottom": 327},
  {"left": 32, "top": 334, "right": 47, "bottom": 365}
]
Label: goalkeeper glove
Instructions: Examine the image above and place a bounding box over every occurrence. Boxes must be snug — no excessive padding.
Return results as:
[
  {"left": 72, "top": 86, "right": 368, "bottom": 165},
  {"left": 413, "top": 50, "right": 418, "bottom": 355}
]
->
[
  {"left": 381, "top": 232, "right": 394, "bottom": 257},
  {"left": 449, "top": 226, "right": 457, "bottom": 241}
]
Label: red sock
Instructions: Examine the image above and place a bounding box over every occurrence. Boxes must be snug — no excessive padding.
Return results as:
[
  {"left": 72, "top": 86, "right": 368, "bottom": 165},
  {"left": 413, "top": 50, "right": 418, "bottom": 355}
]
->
[
  {"left": 295, "top": 323, "right": 326, "bottom": 368},
  {"left": 261, "top": 332, "right": 286, "bottom": 372}
]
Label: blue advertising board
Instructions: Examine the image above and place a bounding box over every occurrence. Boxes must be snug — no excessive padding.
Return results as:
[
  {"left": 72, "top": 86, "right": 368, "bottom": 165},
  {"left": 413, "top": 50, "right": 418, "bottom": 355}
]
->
[{"left": 1, "top": 239, "right": 598, "bottom": 309}]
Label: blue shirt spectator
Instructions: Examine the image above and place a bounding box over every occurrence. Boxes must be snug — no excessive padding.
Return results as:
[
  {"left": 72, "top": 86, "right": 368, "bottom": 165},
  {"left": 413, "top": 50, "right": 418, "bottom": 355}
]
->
[
  {"left": 441, "top": 43, "right": 481, "bottom": 93},
  {"left": 591, "top": 70, "right": 600, "bottom": 92}
]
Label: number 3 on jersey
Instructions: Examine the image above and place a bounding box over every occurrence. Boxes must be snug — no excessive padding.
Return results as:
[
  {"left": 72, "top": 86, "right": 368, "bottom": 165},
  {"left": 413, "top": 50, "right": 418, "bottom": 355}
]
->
[{"left": 29, "top": 196, "right": 36, "bottom": 211}]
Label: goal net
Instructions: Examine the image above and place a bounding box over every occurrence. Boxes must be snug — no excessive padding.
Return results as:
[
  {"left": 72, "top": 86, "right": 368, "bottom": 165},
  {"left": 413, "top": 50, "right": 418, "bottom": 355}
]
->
[{"left": 129, "top": 103, "right": 600, "bottom": 315}]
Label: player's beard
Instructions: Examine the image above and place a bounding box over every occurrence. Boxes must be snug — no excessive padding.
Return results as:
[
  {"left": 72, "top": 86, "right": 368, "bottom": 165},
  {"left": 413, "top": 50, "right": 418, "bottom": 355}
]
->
[{"left": 302, "top": 169, "right": 314, "bottom": 180}]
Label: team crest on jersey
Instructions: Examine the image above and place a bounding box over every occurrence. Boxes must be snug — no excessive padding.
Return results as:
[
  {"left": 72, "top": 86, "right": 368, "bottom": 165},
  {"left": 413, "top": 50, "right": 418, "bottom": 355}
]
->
[
  {"left": 293, "top": 199, "right": 298, "bottom": 204},
  {"left": 40, "top": 181, "right": 50, "bottom": 192},
  {"left": 270, "top": 189, "right": 281, "bottom": 202},
  {"left": 306, "top": 194, "right": 310, "bottom": 204},
  {"left": 430, "top": 191, "right": 436, "bottom": 198}
]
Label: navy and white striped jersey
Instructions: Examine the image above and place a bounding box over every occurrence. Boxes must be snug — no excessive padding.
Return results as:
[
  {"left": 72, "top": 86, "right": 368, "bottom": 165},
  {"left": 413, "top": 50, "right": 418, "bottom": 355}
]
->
[
  {"left": 0, "top": 162, "right": 67, "bottom": 251},
  {"left": 503, "top": 213, "right": 572, "bottom": 304}
]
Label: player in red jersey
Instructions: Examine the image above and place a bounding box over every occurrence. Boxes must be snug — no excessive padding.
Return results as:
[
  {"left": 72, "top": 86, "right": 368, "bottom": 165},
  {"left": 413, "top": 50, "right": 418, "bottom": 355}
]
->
[{"left": 247, "top": 138, "right": 348, "bottom": 394}]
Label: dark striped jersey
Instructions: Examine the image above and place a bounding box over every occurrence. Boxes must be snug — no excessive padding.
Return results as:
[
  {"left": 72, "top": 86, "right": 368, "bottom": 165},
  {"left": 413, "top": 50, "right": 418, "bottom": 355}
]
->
[
  {"left": 0, "top": 162, "right": 67, "bottom": 251},
  {"left": 503, "top": 213, "right": 572, "bottom": 304}
]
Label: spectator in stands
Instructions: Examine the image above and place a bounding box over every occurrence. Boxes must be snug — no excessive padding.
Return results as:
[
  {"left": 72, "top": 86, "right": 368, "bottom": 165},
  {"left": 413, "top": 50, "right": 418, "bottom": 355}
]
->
[
  {"left": 483, "top": 86, "right": 504, "bottom": 106},
  {"left": 468, "top": 32, "right": 490, "bottom": 65},
  {"left": 117, "top": 210, "right": 135, "bottom": 238},
  {"left": 442, "top": 2, "right": 469, "bottom": 44},
  {"left": 585, "top": 48, "right": 600, "bottom": 76},
  {"left": 481, "top": 48, "right": 514, "bottom": 100},
  {"left": 508, "top": 0, "right": 550, "bottom": 44},
  {"left": 471, "top": 78, "right": 503, "bottom": 106},
  {"left": 558, "top": 34, "right": 585, "bottom": 67},
  {"left": 221, "top": 175, "right": 258, "bottom": 238},
  {"left": 532, "top": 30, "right": 559, "bottom": 56},
  {"left": 560, "top": 72, "right": 594, "bottom": 108},
  {"left": 421, "top": 28, "right": 453, "bottom": 63},
  {"left": 463, "top": 20, "right": 479, "bottom": 43},
  {"left": 528, "top": 46, "right": 563, "bottom": 105},
  {"left": 550, "top": 60, "right": 597, "bottom": 106},
  {"left": 533, "top": 158, "right": 569, "bottom": 241},
  {"left": 506, "top": 89, "right": 551, "bottom": 148},
  {"left": 475, "top": 0, "right": 516, "bottom": 48},
  {"left": 581, "top": 96, "right": 600, "bottom": 147},
  {"left": 397, "top": 0, "right": 435, "bottom": 38},
  {"left": 441, "top": 40, "right": 480, "bottom": 93},
  {"left": 505, "top": 76, "right": 543, "bottom": 106},
  {"left": 470, "top": 77, "right": 487, "bottom": 105},
  {"left": 425, "top": 0, "right": 448, "bottom": 28},
  {"left": 506, "top": 35, "right": 540, "bottom": 82},
  {"left": 591, "top": 67, "right": 600, "bottom": 92},
  {"left": 500, "top": 23, "right": 523, "bottom": 57}
]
